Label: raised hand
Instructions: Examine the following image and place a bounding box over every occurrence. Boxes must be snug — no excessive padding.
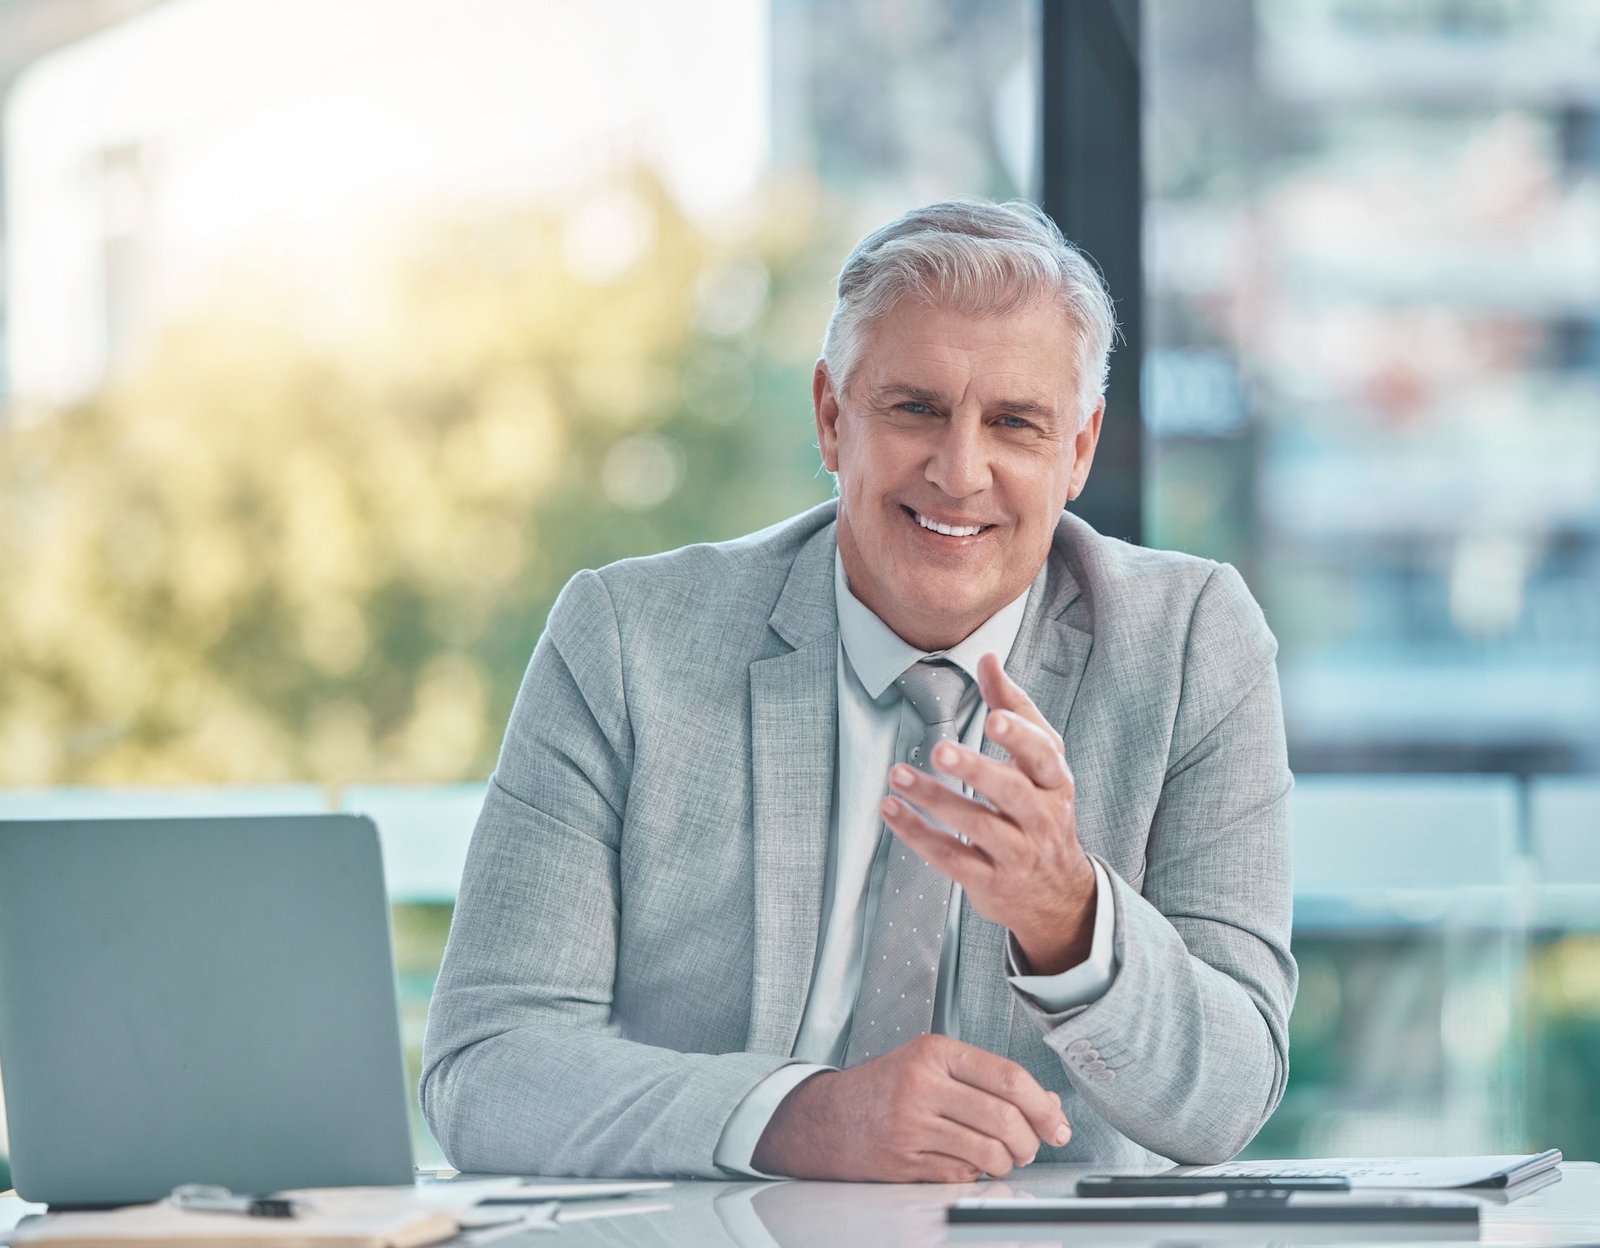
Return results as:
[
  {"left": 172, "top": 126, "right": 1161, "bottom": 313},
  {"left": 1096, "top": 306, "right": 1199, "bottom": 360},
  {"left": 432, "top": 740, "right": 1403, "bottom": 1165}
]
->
[{"left": 881, "top": 652, "right": 1096, "bottom": 975}]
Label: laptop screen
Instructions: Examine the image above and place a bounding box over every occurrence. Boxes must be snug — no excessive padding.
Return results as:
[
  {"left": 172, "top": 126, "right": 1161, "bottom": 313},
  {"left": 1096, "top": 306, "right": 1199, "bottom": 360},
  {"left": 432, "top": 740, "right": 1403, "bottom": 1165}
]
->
[{"left": 0, "top": 814, "right": 415, "bottom": 1206}]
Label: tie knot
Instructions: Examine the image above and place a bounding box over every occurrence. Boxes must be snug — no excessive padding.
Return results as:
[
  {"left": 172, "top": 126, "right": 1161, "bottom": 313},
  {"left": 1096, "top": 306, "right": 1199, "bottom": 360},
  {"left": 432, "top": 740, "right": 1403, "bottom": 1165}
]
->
[{"left": 896, "top": 659, "right": 972, "bottom": 727}]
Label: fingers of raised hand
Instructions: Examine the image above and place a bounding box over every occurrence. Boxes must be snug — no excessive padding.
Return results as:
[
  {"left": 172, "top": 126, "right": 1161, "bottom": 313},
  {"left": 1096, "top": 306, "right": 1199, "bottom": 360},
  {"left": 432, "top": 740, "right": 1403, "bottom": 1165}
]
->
[
  {"left": 984, "top": 712, "right": 1073, "bottom": 792},
  {"left": 976, "top": 655, "right": 1065, "bottom": 750},
  {"left": 889, "top": 742, "right": 1068, "bottom": 849},
  {"left": 884, "top": 765, "right": 1014, "bottom": 864},
  {"left": 921, "top": 737, "right": 1070, "bottom": 824}
]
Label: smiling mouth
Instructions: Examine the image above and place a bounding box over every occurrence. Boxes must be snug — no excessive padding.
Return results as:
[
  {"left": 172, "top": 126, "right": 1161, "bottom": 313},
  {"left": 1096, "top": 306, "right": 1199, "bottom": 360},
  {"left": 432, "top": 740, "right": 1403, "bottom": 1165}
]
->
[{"left": 904, "top": 506, "right": 992, "bottom": 538}]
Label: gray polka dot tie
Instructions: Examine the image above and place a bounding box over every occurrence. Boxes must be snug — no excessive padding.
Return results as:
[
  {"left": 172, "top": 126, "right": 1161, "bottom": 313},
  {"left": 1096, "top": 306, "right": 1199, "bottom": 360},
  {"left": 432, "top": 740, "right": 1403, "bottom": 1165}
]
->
[{"left": 844, "top": 658, "right": 973, "bottom": 1066}]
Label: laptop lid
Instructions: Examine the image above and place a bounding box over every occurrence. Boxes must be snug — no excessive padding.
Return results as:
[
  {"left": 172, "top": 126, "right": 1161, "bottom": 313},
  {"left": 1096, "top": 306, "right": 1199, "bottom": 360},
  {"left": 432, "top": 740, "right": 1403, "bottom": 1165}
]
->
[{"left": 0, "top": 814, "right": 416, "bottom": 1206}]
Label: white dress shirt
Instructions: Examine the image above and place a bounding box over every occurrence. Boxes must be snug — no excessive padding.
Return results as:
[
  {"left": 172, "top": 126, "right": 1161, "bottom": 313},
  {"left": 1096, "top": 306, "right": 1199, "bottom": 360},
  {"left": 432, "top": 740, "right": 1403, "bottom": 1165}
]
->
[{"left": 712, "top": 553, "right": 1118, "bottom": 1174}]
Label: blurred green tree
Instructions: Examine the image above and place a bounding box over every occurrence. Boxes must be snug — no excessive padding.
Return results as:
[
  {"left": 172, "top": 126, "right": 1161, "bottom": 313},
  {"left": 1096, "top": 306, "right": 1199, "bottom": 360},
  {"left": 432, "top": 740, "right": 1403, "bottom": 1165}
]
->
[{"left": 0, "top": 174, "right": 835, "bottom": 787}]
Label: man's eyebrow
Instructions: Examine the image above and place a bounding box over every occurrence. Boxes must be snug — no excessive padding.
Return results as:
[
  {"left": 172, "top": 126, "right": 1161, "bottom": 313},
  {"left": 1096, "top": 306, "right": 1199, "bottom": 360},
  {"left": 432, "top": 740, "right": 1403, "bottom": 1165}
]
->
[
  {"left": 993, "top": 398, "right": 1059, "bottom": 421},
  {"left": 871, "top": 383, "right": 945, "bottom": 406}
]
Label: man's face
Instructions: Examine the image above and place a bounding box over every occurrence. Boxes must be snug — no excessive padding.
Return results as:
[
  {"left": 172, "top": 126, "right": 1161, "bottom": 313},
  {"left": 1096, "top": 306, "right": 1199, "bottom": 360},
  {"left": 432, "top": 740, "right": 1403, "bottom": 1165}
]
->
[{"left": 815, "top": 298, "right": 1103, "bottom": 651}]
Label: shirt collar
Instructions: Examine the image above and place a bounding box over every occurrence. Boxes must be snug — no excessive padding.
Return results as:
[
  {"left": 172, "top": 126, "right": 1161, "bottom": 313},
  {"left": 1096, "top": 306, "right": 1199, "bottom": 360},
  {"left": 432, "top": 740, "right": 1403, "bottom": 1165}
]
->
[{"left": 834, "top": 548, "right": 1040, "bottom": 700}]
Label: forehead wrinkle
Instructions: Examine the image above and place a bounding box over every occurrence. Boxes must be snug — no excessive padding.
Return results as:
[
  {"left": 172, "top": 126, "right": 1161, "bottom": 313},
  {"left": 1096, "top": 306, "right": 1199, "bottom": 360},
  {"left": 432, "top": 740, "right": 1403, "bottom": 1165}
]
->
[{"left": 857, "top": 310, "right": 1076, "bottom": 425}]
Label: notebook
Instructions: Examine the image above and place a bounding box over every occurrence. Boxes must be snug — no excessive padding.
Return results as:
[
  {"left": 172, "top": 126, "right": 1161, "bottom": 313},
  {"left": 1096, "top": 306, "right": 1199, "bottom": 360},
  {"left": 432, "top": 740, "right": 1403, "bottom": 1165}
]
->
[
  {"left": 0, "top": 815, "right": 417, "bottom": 1207},
  {"left": 1186, "top": 1151, "right": 1564, "bottom": 1189}
]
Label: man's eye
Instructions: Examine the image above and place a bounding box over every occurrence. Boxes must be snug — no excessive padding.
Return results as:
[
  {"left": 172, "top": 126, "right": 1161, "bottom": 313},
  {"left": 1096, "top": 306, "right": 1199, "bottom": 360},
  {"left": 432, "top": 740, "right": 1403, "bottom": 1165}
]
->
[
  {"left": 996, "top": 415, "right": 1033, "bottom": 430},
  {"left": 899, "top": 402, "right": 933, "bottom": 415}
]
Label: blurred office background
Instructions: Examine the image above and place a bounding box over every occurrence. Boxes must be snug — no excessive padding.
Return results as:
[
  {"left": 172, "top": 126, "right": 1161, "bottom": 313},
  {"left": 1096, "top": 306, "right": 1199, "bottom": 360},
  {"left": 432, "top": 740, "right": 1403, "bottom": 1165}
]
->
[{"left": 0, "top": 0, "right": 1596, "bottom": 1177}]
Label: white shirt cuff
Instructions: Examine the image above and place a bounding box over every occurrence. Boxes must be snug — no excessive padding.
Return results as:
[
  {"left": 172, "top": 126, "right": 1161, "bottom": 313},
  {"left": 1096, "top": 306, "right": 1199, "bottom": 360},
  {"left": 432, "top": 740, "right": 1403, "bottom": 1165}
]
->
[
  {"left": 1005, "top": 859, "right": 1118, "bottom": 1014},
  {"left": 713, "top": 1063, "right": 835, "bottom": 1177}
]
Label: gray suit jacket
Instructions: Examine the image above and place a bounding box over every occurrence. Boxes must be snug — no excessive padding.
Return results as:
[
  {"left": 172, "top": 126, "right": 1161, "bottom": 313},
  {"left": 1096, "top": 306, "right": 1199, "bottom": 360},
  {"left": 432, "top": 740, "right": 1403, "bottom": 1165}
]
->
[{"left": 421, "top": 501, "right": 1296, "bottom": 1178}]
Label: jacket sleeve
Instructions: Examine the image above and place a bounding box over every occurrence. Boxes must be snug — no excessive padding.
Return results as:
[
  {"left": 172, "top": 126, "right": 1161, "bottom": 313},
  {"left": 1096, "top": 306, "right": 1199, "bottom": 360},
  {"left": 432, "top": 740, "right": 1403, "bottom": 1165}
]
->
[
  {"left": 1024, "top": 562, "right": 1297, "bottom": 1163},
  {"left": 419, "top": 570, "right": 798, "bottom": 1178}
]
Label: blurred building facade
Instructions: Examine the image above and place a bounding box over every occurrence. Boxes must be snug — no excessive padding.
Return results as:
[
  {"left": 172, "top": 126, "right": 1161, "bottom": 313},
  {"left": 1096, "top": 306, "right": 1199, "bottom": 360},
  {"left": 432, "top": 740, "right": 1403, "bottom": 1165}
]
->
[
  {"left": 1146, "top": 0, "right": 1600, "bottom": 777},
  {"left": 0, "top": 0, "right": 172, "bottom": 405}
]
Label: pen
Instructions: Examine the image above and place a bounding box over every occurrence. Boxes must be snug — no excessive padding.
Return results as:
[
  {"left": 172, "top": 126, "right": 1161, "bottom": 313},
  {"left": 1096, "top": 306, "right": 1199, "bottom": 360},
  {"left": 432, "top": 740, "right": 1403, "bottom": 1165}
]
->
[{"left": 171, "top": 1184, "right": 299, "bottom": 1218}]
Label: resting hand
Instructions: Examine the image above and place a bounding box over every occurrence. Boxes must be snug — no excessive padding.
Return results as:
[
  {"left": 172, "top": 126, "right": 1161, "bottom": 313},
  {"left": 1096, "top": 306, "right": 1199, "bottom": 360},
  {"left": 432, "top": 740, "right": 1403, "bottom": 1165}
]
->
[
  {"left": 883, "top": 653, "right": 1096, "bottom": 975},
  {"left": 750, "top": 1034, "right": 1071, "bottom": 1182}
]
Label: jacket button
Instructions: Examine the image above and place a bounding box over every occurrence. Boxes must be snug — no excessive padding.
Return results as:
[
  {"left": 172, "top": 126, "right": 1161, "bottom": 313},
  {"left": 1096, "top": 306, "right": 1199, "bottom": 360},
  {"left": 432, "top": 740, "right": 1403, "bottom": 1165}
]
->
[
  {"left": 1066, "top": 1039, "right": 1091, "bottom": 1056},
  {"left": 1093, "top": 1069, "right": 1115, "bottom": 1084}
]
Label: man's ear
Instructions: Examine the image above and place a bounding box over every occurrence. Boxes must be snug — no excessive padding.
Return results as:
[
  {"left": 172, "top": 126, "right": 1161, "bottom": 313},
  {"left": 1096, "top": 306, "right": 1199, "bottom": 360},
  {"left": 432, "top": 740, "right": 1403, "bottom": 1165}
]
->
[
  {"left": 814, "top": 360, "right": 841, "bottom": 473},
  {"left": 1065, "top": 398, "right": 1106, "bottom": 501}
]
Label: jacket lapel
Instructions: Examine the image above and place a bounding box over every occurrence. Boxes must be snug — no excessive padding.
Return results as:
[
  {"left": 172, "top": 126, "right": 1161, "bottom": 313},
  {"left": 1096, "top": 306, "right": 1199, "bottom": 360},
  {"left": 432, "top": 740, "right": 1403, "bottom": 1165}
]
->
[{"left": 747, "top": 524, "right": 839, "bottom": 1055}]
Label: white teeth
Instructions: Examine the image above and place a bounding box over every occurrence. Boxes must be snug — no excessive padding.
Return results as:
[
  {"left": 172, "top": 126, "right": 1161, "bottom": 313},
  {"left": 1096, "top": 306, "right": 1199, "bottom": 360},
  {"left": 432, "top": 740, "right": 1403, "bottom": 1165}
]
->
[{"left": 914, "top": 511, "right": 983, "bottom": 538}]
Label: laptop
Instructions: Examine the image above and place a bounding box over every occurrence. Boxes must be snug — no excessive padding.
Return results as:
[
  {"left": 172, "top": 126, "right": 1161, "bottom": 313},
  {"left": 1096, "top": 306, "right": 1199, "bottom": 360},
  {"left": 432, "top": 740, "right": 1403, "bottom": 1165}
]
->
[{"left": 0, "top": 814, "right": 416, "bottom": 1206}]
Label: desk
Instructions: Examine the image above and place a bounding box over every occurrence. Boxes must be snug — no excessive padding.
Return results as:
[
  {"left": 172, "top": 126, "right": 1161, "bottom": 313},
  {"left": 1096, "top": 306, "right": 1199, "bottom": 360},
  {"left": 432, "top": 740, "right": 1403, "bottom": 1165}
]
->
[{"left": 4, "top": 1164, "right": 1596, "bottom": 1247}]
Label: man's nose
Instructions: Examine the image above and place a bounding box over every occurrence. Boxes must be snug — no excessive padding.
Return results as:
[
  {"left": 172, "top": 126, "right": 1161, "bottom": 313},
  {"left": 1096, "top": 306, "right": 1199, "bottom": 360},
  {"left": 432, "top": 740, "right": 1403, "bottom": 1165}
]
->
[{"left": 925, "top": 418, "right": 992, "bottom": 498}]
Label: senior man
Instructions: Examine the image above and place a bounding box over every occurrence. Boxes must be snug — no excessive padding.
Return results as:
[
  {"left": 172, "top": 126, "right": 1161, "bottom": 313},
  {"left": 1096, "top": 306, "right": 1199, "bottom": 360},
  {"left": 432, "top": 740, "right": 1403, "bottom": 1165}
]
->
[{"left": 421, "top": 199, "right": 1296, "bottom": 1183}]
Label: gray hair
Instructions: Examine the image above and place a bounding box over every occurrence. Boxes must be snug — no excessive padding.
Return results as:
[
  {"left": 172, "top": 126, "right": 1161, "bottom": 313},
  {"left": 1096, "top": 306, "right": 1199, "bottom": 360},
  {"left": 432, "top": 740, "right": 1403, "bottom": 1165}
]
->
[{"left": 820, "top": 199, "right": 1116, "bottom": 426}]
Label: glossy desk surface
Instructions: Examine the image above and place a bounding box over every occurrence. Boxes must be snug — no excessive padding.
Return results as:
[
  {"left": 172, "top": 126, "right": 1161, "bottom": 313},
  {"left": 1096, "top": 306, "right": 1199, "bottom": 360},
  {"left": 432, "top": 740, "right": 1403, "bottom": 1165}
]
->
[{"left": 4, "top": 1163, "right": 1595, "bottom": 1247}]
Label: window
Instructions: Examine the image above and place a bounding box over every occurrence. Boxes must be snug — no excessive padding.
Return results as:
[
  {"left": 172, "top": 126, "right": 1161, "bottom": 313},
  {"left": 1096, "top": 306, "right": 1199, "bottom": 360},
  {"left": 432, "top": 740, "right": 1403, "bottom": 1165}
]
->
[
  {"left": 1145, "top": 0, "right": 1600, "bottom": 1160},
  {"left": 0, "top": 0, "right": 1035, "bottom": 1167}
]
